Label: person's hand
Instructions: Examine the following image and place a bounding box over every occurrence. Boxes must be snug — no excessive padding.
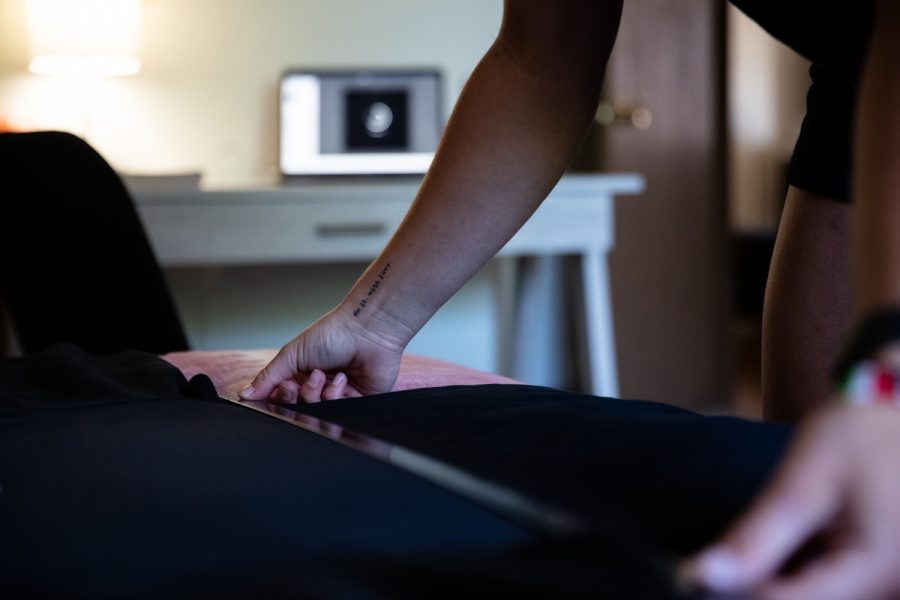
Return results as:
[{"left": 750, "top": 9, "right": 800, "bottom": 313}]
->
[
  {"left": 683, "top": 404, "right": 900, "bottom": 600},
  {"left": 239, "top": 307, "right": 407, "bottom": 403}
]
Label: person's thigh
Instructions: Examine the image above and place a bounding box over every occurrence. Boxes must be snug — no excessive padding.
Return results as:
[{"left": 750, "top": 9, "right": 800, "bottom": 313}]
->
[{"left": 762, "top": 185, "right": 852, "bottom": 422}]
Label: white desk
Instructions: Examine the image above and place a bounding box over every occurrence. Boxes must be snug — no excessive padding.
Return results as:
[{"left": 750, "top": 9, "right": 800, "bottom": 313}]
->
[{"left": 134, "top": 174, "right": 643, "bottom": 397}]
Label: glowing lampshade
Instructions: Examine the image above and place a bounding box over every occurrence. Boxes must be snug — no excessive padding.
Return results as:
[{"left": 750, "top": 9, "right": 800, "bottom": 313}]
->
[{"left": 26, "top": 0, "right": 142, "bottom": 77}]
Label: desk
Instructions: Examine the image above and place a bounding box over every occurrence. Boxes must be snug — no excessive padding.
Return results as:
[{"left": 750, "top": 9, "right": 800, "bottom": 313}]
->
[{"left": 134, "top": 174, "right": 643, "bottom": 397}]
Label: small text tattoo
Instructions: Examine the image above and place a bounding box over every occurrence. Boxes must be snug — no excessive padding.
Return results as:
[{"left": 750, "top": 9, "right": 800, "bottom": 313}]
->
[{"left": 353, "top": 263, "right": 391, "bottom": 317}]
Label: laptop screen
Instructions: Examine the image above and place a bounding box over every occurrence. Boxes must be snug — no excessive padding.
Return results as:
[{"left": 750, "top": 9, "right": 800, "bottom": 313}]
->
[{"left": 280, "top": 69, "right": 442, "bottom": 176}]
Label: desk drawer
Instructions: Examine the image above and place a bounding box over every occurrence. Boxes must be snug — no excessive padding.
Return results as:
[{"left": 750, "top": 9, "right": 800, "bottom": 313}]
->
[
  {"left": 138, "top": 201, "right": 410, "bottom": 266},
  {"left": 135, "top": 174, "right": 641, "bottom": 266}
]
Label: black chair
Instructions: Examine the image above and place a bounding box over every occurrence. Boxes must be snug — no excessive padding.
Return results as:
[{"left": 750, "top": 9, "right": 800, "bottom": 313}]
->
[{"left": 0, "top": 131, "right": 189, "bottom": 355}]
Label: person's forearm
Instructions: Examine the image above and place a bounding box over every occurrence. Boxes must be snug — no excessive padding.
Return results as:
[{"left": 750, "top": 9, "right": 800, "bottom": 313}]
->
[
  {"left": 854, "top": 0, "right": 900, "bottom": 314},
  {"left": 341, "top": 1, "right": 622, "bottom": 346}
]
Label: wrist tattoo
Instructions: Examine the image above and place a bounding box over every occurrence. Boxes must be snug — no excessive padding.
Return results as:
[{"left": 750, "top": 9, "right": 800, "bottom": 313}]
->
[{"left": 352, "top": 263, "right": 391, "bottom": 317}]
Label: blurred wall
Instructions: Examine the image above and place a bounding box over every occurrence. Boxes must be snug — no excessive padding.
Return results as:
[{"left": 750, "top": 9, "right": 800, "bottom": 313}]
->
[{"left": 0, "top": 0, "right": 502, "bottom": 187}]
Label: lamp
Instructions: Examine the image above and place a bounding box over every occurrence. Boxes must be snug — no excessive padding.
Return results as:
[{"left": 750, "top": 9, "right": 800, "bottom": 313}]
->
[{"left": 26, "top": 0, "right": 142, "bottom": 77}]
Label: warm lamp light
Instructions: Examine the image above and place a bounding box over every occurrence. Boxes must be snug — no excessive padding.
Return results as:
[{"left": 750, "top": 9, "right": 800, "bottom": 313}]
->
[{"left": 26, "top": 0, "right": 142, "bottom": 77}]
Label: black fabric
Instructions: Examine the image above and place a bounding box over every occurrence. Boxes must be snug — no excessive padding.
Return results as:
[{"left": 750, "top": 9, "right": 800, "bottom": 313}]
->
[
  {"left": 293, "top": 384, "right": 790, "bottom": 555},
  {"left": 0, "top": 346, "right": 537, "bottom": 597},
  {"left": 0, "top": 345, "right": 791, "bottom": 597},
  {"left": 0, "top": 131, "right": 189, "bottom": 355},
  {"left": 730, "top": 1, "right": 873, "bottom": 83},
  {"left": 786, "top": 63, "right": 861, "bottom": 201},
  {"left": 731, "top": 0, "right": 874, "bottom": 201}
]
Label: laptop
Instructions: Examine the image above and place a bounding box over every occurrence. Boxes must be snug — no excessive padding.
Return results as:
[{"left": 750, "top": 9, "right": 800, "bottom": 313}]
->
[{"left": 279, "top": 68, "right": 443, "bottom": 178}]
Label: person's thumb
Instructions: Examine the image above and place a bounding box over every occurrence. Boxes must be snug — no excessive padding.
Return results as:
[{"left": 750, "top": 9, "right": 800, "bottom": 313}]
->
[{"left": 240, "top": 345, "right": 300, "bottom": 401}]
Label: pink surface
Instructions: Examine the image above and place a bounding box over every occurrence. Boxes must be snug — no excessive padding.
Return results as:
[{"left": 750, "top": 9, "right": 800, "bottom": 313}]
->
[{"left": 160, "top": 350, "right": 520, "bottom": 401}]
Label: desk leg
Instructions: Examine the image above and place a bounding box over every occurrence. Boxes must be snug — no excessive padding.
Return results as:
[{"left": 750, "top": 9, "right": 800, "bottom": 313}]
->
[
  {"left": 495, "top": 256, "right": 519, "bottom": 378},
  {"left": 496, "top": 256, "right": 569, "bottom": 387},
  {"left": 580, "top": 250, "right": 619, "bottom": 398}
]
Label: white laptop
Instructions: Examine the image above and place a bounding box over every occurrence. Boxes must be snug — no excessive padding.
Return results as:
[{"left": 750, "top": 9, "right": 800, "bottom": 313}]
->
[{"left": 279, "top": 69, "right": 442, "bottom": 177}]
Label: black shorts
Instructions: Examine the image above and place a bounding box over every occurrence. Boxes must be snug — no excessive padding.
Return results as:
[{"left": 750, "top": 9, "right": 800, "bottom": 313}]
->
[{"left": 731, "top": 0, "right": 874, "bottom": 201}]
